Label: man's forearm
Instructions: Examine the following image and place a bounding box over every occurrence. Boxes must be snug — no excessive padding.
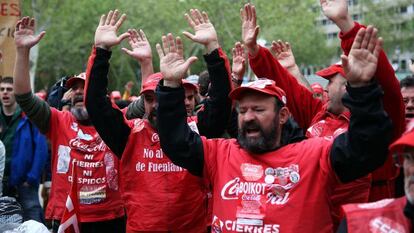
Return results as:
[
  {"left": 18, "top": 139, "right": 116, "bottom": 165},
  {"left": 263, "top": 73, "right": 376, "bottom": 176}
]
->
[
  {"left": 331, "top": 82, "right": 392, "bottom": 183},
  {"left": 140, "top": 59, "right": 154, "bottom": 81},
  {"left": 15, "top": 92, "right": 51, "bottom": 134},
  {"left": 14, "top": 49, "right": 32, "bottom": 95}
]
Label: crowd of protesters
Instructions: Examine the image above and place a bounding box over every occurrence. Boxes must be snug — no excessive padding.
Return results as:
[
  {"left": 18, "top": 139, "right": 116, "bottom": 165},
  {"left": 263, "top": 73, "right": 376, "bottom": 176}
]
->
[{"left": 0, "top": 0, "right": 413, "bottom": 232}]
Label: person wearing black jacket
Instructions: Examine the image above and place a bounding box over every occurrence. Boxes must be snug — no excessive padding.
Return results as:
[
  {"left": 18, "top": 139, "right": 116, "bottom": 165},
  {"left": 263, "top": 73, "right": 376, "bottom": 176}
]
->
[
  {"left": 85, "top": 9, "right": 232, "bottom": 232},
  {"left": 155, "top": 13, "right": 392, "bottom": 233}
]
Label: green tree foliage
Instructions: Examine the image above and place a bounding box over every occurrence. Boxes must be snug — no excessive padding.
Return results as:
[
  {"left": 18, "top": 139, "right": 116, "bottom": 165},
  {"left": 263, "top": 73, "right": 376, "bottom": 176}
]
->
[{"left": 22, "top": 0, "right": 334, "bottom": 92}]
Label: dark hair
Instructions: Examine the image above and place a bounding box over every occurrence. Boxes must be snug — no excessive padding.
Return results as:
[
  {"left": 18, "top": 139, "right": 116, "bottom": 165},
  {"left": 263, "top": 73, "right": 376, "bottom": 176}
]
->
[
  {"left": 198, "top": 70, "right": 210, "bottom": 96},
  {"left": 400, "top": 76, "right": 414, "bottom": 88},
  {"left": 0, "top": 76, "right": 13, "bottom": 84}
]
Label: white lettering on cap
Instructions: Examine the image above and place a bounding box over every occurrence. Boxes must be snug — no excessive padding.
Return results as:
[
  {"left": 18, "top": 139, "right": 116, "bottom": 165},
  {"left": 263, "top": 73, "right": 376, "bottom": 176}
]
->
[{"left": 241, "top": 79, "right": 273, "bottom": 89}]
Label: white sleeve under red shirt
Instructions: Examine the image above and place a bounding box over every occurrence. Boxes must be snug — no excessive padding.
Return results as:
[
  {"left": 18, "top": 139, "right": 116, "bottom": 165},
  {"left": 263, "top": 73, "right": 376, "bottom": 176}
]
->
[{"left": 202, "top": 136, "right": 338, "bottom": 233}]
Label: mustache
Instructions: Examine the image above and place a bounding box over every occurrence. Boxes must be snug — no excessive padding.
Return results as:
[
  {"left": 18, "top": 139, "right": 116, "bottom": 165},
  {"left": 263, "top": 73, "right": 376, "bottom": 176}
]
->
[
  {"left": 241, "top": 120, "right": 261, "bottom": 132},
  {"left": 407, "top": 175, "right": 414, "bottom": 185},
  {"left": 73, "top": 95, "right": 84, "bottom": 104}
]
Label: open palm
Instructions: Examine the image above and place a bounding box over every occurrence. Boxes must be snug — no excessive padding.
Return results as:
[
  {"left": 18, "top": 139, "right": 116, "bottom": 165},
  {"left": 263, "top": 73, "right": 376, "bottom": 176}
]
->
[
  {"left": 341, "top": 26, "right": 382, "bottom": 85},
  {"left": 14, "top": 17, "right": 45, "bottom": 49},
  {"left": 95, "top": 10, "right": 128, "bottom": 49},
  {"left": 123, "top": 29, "right": 152, "bottom": 62},
  {"left": 320, "top": 0, "right": 348, "bottom": 21},
  {"left": 241, "top": 3, "right": 259, "bottom": 48}
]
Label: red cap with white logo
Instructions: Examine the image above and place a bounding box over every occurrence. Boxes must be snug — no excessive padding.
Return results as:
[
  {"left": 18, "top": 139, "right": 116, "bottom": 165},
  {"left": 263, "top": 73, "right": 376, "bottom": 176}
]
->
[
  {"left": 229, "top": 78, "right": 287, "bottom": 104},
  {"left": 316, "top": 63, "right": 345, "bottom": 80},
  {"left": 140, "top": 72, "right": 163, "bottom": 95}
]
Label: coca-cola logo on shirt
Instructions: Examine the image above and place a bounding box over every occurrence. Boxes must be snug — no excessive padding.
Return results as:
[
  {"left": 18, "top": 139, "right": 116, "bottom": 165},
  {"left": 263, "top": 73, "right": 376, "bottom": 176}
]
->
[{"left": 69, "top": 135, "right": 106, "bottom": 153}]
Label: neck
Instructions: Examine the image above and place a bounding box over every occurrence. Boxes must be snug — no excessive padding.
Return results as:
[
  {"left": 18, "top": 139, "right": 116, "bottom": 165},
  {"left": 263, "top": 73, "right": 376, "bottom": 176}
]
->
[{"left": 2, "top": 103, "right": 17, "bottom": 116}]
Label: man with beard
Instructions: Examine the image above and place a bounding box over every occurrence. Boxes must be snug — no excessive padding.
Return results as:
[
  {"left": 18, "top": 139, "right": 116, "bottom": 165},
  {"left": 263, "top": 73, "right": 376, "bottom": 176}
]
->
[
  {"left": 337, "top": 129, "right": 414, "bottom": 233},
  {"left": 12, "top": 17, "right": 125, "bottom": 233},
  {"left": 244, "top": 0, "right": 405, "bottom": 228},
  {"left": 0, "top": 76, "right": 48, "bottom": 223},
  {"left": 85, "top": 9, "right": 231, "bottom": 232},
  {"left": 155, "top": 6, "right": 392, "bottom": 233}
]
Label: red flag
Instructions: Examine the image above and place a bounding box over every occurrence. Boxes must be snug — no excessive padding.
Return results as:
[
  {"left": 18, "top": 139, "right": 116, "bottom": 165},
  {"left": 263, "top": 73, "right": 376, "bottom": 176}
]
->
[{"left": 58, "top": 163, "right": 80, "bottom": 233}]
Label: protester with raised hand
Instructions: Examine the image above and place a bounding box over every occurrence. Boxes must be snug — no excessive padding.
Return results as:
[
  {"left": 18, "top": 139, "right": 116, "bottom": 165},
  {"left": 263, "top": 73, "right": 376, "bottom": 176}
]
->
[
  {"left": 156, "top": 3, "right": 392, "bottom": 232},
  {"left": 13, "top": 15, "right": 125, "bottom": 233},
  {"left": 321, "top": 0, "right": 406, "bottom": 212},
  {"left": 231, "top": 42, "right": 246, "bottom": 89},
  {"left": 270, "top": 40, "right": 310, "bottom": 89}
]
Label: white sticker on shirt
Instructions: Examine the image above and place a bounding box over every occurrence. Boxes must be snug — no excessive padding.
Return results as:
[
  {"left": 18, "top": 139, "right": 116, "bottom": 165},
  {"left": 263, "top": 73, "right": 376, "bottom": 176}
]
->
[
  {"left": 188, "top": 121, "right": 199, "bottom": 134},
  {"left": 57, "top": 145, "right": 71, "bottom": 174}
]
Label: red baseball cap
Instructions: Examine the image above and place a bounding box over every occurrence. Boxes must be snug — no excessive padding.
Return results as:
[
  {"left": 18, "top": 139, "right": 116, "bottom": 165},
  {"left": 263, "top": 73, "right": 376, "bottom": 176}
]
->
[
  {"left": 66, "top": 72, "right": 86, "bottom": 88},
  {"left": 229, "top": 78, "right": 287, "bottom": 104},
  {"left": 311, "top": 83, "right": 324, "bottom": 94},
  {"left": 389, "top": 130, "right": 414, "bottom": 153},
  {"left": 140, "top": 72, "right": 163, "bottom": 95},
  {"left": 316, "top": 64, "right": 345, "bottom": 80}
]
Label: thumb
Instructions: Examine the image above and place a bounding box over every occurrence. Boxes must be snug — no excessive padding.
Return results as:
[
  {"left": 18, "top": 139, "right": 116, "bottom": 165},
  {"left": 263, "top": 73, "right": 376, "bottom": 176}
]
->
[
  {"left": 184, "top": 56, "right": 198, "bottom": 68},
  {"left": 35, "top": 31, "right": 46, "bottom": 44},
  {"left": 253, "top": 26, "right": 260, "bottom": 40},
  {"left": 121, "top": 47, "right": 133, "bottom": 56},
  {"left": 340, "top": 54, "right": 349, "bottom": 74},
  {"left": 182, "top": 31, "right": 196, "bottom": 41},
  {"left": 117, "top": 32, "right": 130, "bottom": 43}
]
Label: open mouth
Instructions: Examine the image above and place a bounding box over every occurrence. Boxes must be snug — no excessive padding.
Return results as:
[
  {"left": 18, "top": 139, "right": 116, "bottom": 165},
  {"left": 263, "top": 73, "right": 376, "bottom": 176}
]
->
[{"left": 406, "top": 113, "right": 414, "bottom": 119}]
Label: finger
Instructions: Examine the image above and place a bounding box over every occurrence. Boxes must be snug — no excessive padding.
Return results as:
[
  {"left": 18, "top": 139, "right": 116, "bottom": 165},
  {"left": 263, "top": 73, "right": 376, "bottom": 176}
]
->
[
  {"left": 110, "top": 10, "right": 119, "bottom": 26},
  {"left": 232, "top": 48, "right": 236, "bottom": 58},
  {"left": 167, "top": 33, "right": 176, "bottom": 53},
  {"left": 251, "top": 5, "right": 257, "bottom": 25},
  {"left": 130, "top": 29, "right": 138, "bottom": 43},
  {"left": 194, "top": 9, "right": 204, "bottom": 24},
  {"left": 162, "top": 35, "right": 169, "bottom": 53},
  {"left": 285, "top": 42, "right": 291, "bottom": 51},
  {"left": 176, "top": 36, "right": 184, "bottom": 57},
  {"left": 139, "top": 29, "right": 147, "bottom": 41},
  {"left": 99, "top": 14, "right": 106, "bottom": 26},
  {"left": 132, "top": 29, "right": 141, "bottom": 41},
  {"left": 117, "top": 32, "right": 130, "bottom": 43},
  {"left": 245, "top": 4, "right": 251, "bottom": 21},
  {"left": 351, "top": 28, "right": 366, "bottom": 50},
  {"left": 29, "top": 18, "right": 35, "bottom": 28},
  {"left": 240, "top": 8, "right": 245, "bottom": 22},
  {"left": 340, "top": 54, "right": 349, "bottom": 74},
  {"left": 367, "top": 27, "right": 378, "bottom": 53},
  {"left": 22, "top": 17, "right": 28, "bottom": 28},
  {"left": 190, "top": 9, "right": 200, "bottom": 25},
  {"left": 156, "top": 43, "right": 164, "bottom": 58},
  {"left": 182, "top": 31, "right": 196, "bottom": 41},
  {"left": 15, "top": 21, "right": 21, "bottom": 31},
  {"left": 360, "top": 25, "right": 373, "bottom": 49},
  {"left": 202, "top": 11, "right": 210, "bottom": 23},
  {"left": 105, "top": 10, "right": 113, "bottom": 25},
  {"left": 115, "top": 14, "right": 126, "bottom": 29},
  {"left": 184, "top": 13, "right": 196, "bottom": 28},
  {"left": 373, "top": 37, "right": 383, "bottom": 59}
]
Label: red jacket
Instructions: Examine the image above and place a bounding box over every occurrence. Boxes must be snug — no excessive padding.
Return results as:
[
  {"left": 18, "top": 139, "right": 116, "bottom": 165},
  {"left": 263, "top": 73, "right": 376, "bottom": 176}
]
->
[{"left": 342, "top": 197, "right": 412, "bottom": 233}]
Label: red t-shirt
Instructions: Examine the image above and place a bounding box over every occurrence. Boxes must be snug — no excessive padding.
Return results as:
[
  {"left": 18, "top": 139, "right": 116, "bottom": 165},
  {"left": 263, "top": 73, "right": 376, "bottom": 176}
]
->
[
  {"left": 342, "top": 197, "right": 412, "bottom": 233},
  {"left": 203, "top": 137, "right": 338, "bottom": 233},
  {"left": 45, "top": 108, "right": 124, "bottom": 222},
  {"left": 120, "top": 118, "right": 207, "bottom": 232}
]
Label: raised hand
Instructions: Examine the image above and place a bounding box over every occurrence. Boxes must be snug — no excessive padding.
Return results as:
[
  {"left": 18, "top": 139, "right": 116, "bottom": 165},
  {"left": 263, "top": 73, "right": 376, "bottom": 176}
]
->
[
  {"left": 341, "top": 26, "right": 382, "bottom": 86},
  {"left": 156, "top": 33, "right": 198, "bottom": 87},
  {"left": 232, "top": 42, "right": 246, "bottom": 79},
  {"left": 14, "top": 17, "right": 46, "bottom": 49},
  {"left": 183, "top": 9, "right": 218, "bottom": 53},
  {"left": 122, "top": 29, "right": 152, "bottom": 62},
  {"left": 270, "top": 40, "right": 296, "bottom": 69},
  {"left": 320, "top": 0, "right": 354, "bottom": 32},
  {"left": 95, "top": 10, "right": 129, "bottom": 50},
  {"left": 241, "top": 3, "right": 260, "bottom": 55}
]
